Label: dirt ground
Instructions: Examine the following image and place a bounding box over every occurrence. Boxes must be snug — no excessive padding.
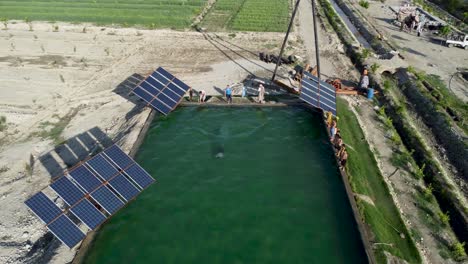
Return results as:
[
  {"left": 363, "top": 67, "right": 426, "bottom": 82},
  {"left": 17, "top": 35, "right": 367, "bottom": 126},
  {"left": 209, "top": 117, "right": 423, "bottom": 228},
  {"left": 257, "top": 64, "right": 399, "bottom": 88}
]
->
[{"left": 354, "top": 0, "right": 468, "bottom": 101}]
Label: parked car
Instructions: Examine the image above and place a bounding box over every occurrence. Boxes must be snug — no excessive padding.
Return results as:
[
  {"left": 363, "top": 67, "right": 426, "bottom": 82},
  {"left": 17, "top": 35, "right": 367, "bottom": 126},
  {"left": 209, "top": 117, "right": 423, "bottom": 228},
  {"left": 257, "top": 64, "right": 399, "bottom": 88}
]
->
[{"left": 446, "top": 34, "right": 468, "bottom": 49}]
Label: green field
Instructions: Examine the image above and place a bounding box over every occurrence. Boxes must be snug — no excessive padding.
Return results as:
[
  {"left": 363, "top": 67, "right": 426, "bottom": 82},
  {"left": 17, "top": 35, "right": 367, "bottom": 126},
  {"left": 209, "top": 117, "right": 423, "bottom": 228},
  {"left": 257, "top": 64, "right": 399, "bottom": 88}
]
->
[
  {"left": 201, "top": 0, "right": 290, "bottom": 32},
  {"left": 0, "top": 0, "right": 207, "bottom": 28}
]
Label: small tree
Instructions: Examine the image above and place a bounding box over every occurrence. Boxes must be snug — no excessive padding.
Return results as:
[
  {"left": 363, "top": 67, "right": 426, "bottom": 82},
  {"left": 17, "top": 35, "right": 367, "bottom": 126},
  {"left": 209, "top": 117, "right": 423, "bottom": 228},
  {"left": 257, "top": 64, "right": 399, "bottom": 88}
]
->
[
  {"left": 1, "top": 18, "right": 8, "bottom": 30},
  {"left": 440, "top": 25, "right": 451, "bottom": 38}
]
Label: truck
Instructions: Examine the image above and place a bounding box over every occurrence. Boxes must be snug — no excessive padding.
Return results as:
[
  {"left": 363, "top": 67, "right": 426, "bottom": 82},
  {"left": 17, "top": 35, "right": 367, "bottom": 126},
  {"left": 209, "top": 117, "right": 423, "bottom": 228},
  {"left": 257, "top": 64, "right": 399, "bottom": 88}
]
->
[{"left": 446, "top": 34, "right": 468, "bottom": 49}]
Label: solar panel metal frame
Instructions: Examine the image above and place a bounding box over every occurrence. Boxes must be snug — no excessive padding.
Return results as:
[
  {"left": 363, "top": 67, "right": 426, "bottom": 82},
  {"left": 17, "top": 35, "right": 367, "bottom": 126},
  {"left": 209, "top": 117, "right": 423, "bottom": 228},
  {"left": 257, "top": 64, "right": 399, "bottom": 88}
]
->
[
  {"left": 49, "top": 176, "right": 85, "bottom": 206},
  {"left": 47, "top": 214, "right": 85, "bottom": 249},
  {"left": 301, "top": 72, "right": 337, "bottom": 116},
  {"left": 25, "top": 192, "right": 63, "bottom": 224},
  {"left": 90, "top": 185, "right": 125, "bottom": 215},
  {"left": 131, "top": 67, "right": 191, "bottom": 115},
  {"left": 69, "top": 199, "right": 107, "bottom": 230}
]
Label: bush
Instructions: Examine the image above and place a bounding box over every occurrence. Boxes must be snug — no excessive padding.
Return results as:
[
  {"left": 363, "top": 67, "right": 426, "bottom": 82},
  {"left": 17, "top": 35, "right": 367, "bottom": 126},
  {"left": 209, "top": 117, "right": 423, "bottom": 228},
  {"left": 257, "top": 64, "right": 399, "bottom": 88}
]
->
[
  {"left": 438, "top": 211, "right": 450, "bottom": 226},
  {"left": 451, "top": 242, "right": 467, "bottom": 261},
  {"left": 0, "top": 116, "right": 6, "bottom": 132},
  {"left": 359, "top": 0, "right": 370, "bottom": 9}
]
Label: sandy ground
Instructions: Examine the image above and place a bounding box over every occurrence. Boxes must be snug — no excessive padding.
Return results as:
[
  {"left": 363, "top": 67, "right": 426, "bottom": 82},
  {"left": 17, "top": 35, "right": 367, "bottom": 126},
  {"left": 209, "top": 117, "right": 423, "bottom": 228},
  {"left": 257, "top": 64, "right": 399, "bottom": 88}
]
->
[
  {"left": 0, "top": 21, "right": 304, "bottom": 263},
  {"left": 353, "top": 0, "right": 468, "bottom": 101}
]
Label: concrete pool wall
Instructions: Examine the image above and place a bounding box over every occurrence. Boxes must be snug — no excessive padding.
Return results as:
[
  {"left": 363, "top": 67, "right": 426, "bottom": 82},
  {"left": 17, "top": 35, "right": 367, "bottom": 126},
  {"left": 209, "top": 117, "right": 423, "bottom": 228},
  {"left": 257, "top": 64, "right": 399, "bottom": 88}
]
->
[{"left": 73, "top": 101, "right": 375, "bottom": 264}]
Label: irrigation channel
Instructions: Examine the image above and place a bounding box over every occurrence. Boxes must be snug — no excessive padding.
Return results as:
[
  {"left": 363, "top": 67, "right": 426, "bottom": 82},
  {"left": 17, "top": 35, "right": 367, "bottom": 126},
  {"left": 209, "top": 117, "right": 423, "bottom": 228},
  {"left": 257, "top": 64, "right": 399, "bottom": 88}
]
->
[
  {"left": 328, "top": 0, "right": 371, "bottom": 49},
  {"left": 83, "top": 106, "right": 367, "bottom": 263}
]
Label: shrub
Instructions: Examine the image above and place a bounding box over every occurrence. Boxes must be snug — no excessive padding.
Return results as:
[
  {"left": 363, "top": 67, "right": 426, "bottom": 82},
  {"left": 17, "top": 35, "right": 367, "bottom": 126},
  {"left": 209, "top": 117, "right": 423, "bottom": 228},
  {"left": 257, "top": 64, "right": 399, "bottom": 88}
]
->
[
  {"left": 0, "top": 116, "right": 6, "bottom": 132},
  {"left": 438, "top": 211, "right": 450, "bottom": 226},
  {"left": 423, "top": 184, "right": 433, "bottom": 200},
  {"left": 451, "top": 242, "right": 467, "bottom": 261},
  {"left": 370, "top": 63, "right": 380, "bottom": 73},
  {"left": 359, "top": 0, "right": 370, "bottom": 9}
]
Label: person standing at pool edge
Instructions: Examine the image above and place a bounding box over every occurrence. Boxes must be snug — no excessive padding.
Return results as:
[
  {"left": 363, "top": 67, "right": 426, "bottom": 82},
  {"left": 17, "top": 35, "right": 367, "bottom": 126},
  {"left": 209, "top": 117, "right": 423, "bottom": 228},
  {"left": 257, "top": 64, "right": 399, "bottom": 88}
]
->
[
  {"left": 225, "top": 84, "right": 233, "bottom": 104},
  {"left": 258, "top": 84, "right": 265, "bottom": 104},
  {"left": 199, "top": 90, "right": 206, "bottom": 103}
]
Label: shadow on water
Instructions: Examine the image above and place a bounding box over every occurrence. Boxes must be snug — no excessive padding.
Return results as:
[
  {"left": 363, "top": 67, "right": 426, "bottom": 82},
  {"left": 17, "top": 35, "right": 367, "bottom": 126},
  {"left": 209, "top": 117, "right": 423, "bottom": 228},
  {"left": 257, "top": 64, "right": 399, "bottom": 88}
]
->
[{"left": 38, "top": 127, "right": 112, "bottom": 179}]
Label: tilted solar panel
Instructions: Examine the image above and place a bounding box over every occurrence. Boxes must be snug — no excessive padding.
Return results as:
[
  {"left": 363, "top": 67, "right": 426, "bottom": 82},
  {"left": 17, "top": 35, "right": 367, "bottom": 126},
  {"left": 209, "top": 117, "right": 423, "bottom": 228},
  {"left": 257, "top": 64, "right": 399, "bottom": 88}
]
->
[
  {"left": 103, "top": 145, "right": 134, "bottom": 170},
  {"left": 131, "top": 67, "right": 191, "bottom": 116},
  {"left": 68, "top": 165, "right": 102, "bottom": 193},
  {"left": 300, "top": 72, "right": 337, "bottom": 116},
  {"left": 108, "top": 174, "right": 140, "bottom": 201},
  {"left": 86, "top": 154, "right": 119, "bottom": 181},
  {"left": 25, "top": 192, "right": 62, "bottom": 224},
  {"left": 70, "top": 199, "right": 106, "bottom": 230},
  {"left": 47, "top": 215, "right": 85, "bottom": 248},
  {"left": 124, "top": 163, "right": 155, "bottom": 190},
  {"left": 50, "top": 176, "right": 85, "bottom": 206},
  {"left": 90, "top": 185, "right": 125, "bottom": 215}
]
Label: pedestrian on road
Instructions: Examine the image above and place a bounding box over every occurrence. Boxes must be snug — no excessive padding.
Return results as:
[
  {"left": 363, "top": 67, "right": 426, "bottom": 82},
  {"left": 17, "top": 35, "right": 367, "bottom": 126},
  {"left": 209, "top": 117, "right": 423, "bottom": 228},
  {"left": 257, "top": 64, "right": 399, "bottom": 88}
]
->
[
  {"left": 258, "top": 84, "right": 265, "bottom": 104},
  {"left": 199, "top": 90, "right": 206, "bottom": 103},
  {"left": 225, "top": 84, "right": 233, "bottom": 104}
]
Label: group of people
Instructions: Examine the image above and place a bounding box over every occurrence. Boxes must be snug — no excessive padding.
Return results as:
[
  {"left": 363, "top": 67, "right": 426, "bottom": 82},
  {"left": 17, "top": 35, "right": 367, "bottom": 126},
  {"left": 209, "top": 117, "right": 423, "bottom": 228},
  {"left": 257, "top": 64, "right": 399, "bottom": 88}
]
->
[
  {"left": 188, "top": 83, "right": 266, "bottom": 104},
  {"left": 327, "top": 112, "right": 348, "bottom": 170}
]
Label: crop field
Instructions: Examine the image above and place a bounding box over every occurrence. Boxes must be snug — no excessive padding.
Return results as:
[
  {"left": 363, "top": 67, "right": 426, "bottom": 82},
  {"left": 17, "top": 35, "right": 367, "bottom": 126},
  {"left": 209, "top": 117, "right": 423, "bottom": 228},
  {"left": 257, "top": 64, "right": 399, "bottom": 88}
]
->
[
  {"left": 0, "top": 0, "right": 207, "bottom": 28},
  {"left": 202, "top": 0, "right": 291, "bottom": 32}
]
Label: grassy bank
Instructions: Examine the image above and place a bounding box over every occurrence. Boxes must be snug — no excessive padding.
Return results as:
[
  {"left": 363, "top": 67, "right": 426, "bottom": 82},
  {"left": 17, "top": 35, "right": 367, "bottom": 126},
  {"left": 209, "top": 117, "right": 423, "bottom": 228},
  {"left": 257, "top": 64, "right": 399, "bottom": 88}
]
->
[
  {"left": 337, "top": 98, "right": 421, "bottom": 263},
  {"left": 0, "top": 0, "right": 207, "bottom": 28}
]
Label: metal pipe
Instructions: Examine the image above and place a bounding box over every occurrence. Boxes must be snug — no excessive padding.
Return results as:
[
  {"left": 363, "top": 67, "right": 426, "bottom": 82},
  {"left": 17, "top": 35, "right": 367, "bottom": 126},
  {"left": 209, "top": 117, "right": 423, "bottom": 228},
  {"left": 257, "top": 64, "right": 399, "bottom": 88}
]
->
[
  {"left": 271, "top": 0, "right": 301, "bottom": 81},
  {"left": 310, "top": 0, "right": 322, "bottom": 108}
]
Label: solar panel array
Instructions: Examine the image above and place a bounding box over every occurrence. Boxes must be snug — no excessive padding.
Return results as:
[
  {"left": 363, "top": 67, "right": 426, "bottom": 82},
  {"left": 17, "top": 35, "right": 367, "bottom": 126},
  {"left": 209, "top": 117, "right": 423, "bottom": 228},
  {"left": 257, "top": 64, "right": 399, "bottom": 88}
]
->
[
  {"left": 131, "top": 67, "right": 191, "bottom": 115},
  {"left": 300, "top": 72, "right": 337, "bottom": 116},
  {"left": 24, "top": 145, "right": 155, "bottom": 248}
]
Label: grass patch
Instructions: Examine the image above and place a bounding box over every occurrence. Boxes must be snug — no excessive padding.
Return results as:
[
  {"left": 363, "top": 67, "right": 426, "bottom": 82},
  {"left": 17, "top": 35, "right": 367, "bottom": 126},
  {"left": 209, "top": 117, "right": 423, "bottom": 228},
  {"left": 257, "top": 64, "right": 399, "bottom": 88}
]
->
[
  {"left": 201, "top": 0, "right": 290, "bottom": 32},
  {"left": 0, "top": 0, "right": 207, "bottom": 29},
  {"left": 0, "top": 115, "right": 7, "bottom": 132},
  {"left": 358, "top": 0, "right": 369, "bottom": 9},
  {"left": 33, "top": 108, "right": 79, "bottom": 145},
  {"left": 337, "top": 97, "right": 421, "bottom": 263}
]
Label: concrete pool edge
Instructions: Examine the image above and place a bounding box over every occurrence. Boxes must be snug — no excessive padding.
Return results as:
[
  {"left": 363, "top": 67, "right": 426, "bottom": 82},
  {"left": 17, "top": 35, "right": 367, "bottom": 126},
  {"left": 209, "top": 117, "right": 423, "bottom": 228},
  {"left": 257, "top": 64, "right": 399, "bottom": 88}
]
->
[{"left": 72, "top": 102, "right": 375, "bottom": 264}]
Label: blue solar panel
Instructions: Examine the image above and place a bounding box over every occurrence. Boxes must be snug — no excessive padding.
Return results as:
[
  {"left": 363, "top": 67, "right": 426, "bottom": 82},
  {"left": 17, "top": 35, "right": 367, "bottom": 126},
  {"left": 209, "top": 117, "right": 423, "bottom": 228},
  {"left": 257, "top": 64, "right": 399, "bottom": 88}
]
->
[
  {"left": 47, "top": 215, "right": 85, "bottom": 248},
  {"left": 68, "top": 165, "right": 102, "bottom": 193},
  {"left": 103, "top": 145, "right": 134, "bottom": 170},
  {"left": 50, "top": 177, "right": 85, "bottom": 206},
  {"left": 150, "top": 99, "right": 172, "bottom": 115},
  {"left": 124, "top": 164, "right": 155, "bottom": 189},
  {"left": 156, "top": 67, "right": 175, "bottom": 81},
  {"left": 173, "top": 78, "right": 190, "bottom": 92},
  {"left": 90, "top": 185, "right": 124, "bottom": 215},
  {"left": 301, "top": 73, "right": 337, "bottom": 116},
  {"left": 131, "top": 67, "right": 190, "bottom": 116},
  {"left": 25, "top": 192, "right": 62, "bottom": 224},
  {"left": 70, "top": 199, "right": 106, "bottom": 230},
  {"left": 133, "top": 87, "right": 154, "bottom": 104},
  {"left": 86, "top": 154, "right": 119, "bottom": 181},
  {"left": 109, "top": 174, "right": 140, "bottom": 201},
  {"left": 139, "top": 81, "right": 159, "bottom": 96}
]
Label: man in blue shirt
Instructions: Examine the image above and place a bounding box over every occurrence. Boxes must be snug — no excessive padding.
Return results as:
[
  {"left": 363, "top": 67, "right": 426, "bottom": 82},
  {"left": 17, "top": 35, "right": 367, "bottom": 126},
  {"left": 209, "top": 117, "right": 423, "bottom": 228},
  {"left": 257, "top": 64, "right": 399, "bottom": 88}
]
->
[{"left": 225, "top": 84, "right": 233, "bottom": 104}]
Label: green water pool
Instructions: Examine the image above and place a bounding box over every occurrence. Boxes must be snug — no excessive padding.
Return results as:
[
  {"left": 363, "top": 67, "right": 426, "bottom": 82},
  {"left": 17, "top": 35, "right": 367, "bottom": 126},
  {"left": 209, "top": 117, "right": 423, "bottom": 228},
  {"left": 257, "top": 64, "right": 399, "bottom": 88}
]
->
[{"left": 83, "top": 106, "right": 367, "bottom": 264}]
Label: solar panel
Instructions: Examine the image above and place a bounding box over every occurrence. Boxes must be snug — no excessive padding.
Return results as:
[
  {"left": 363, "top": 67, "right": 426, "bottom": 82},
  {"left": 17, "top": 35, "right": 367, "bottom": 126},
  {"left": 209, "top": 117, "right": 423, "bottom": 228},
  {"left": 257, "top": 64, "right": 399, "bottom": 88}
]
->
[
  {"left": 70, "top": 199, "right": 106, "bottom": 230},
  {"left": 90, "top": 185, "right": 125, "bottom": 215},
  {"left": 124, "top": 164, "right": 155, "bottom": 190},
  {"left": 25, "top": 143, "right": 155, "bottom": 248},
  {"left": 47, "top": 215, "right": 85, "bottom": 248},
  {"left": 131, "top": 67, "right": 191, "bottom": 115},
  {"left": 86, "top": 154, "right": 119, "bottom": 181},
  {"left": 108, "top": 174, "right": 140, "bottom": 201},
  {"left": 50, "top": 176, "right": 85, "bottom": 206},
  {"left": 103, "top": 145, "right": 134, "bottom": 170},
  {"left": 300, "top": 72, "right": 337, "bottom": 116},
  {"left": 25, "top": 192, "right": 62, "bottom": 224},
  {"left": 68, "top": 165, "right": 102, "bottom": 193}
]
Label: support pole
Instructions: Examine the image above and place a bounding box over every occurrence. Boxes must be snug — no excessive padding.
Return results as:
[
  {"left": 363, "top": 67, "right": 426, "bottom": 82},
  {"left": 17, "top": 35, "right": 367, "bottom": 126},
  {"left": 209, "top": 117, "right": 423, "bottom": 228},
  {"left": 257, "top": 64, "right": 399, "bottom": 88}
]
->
[
  {"left": 271, "top": 0, "right": 301, "bottom": 81},
  {"left": 311, "top": 0, "right": 322, "bottom": 107}
]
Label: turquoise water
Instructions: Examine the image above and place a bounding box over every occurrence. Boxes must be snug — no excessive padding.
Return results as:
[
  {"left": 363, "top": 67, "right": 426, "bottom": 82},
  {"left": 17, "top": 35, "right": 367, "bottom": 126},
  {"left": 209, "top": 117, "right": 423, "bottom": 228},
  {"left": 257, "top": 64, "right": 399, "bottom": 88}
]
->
[{"left": 84, "top": 107, "right": 367, "bottom": 264}]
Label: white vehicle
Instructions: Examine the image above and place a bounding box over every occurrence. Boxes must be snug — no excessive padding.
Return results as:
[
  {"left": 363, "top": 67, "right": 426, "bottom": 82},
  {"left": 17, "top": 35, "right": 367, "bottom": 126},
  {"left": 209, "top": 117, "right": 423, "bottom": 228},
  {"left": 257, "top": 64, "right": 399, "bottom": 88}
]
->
[{"left": 446, "top": 34, "right": 468, "bottom": 49}]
